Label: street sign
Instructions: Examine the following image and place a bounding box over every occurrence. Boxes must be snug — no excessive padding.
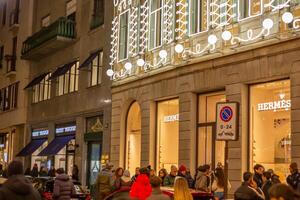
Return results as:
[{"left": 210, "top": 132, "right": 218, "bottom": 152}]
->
[{"left": 216, "top": 102, "right": 239, "bottom": 141}]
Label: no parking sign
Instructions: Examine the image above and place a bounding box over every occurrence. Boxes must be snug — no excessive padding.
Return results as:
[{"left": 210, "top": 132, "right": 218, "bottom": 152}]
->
[{"left": 216, "top": 102, "right": 239, "bottom": 141}]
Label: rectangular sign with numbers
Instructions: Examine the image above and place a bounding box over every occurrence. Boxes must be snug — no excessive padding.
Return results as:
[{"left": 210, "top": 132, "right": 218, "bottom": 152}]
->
[{"left": 216, "top": 102, "right": 239, "bottom": 141}]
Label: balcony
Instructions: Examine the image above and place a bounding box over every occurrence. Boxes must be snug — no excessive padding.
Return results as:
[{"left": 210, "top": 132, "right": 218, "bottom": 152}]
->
[
  {"left": 21, "top": 17, "right": 76, "bottom": 60},
  {"left": 9, "top": 9, "right": 19, "bottom": 33}
]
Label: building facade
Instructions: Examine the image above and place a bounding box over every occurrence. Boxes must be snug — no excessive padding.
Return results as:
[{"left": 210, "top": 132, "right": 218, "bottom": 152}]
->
[
  {"left": 109, "top": 0, "right": 300, "bottom": 196},
  {"left": 0, "top": 0, "right": 33, "bottom": 166},
  {"left": 20, "top": 0, "right": 112, "bottom": 186}
]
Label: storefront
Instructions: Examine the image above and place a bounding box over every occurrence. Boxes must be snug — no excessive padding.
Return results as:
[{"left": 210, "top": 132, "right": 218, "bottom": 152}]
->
[
  {"left": 85, "top": 116, "right": 103, "bottom": 186},
  {"left": 38, "top": 123, "right": 76, "bottom": 175},
  {"left": 17, "top": 128, "right": 48, "bottom": 169},
  {"left": 0, "top": 133, "right": 9, "bottom": 166}
]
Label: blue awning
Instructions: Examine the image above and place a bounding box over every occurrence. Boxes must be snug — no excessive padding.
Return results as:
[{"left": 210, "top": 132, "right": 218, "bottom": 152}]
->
[
  {"left": 17, "top": 138, "right": 47, "bottom": 157},
  {"left": 38, "top": 135, "right": 75, "bottom": 156}
]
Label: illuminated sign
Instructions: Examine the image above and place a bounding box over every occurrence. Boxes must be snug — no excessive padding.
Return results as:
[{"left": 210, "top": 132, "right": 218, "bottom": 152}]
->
[
  {"left": 32, "top": 129, "right": 49, "bottom": 138},
  {"left": 56, "top": 125, "right": 76, "bottom": 134},
  {"left": 164, "top": 114, "right": 179, "bottom": 122},
  {"left": 257, "top": 100, "right": 291, "bottom": 111}
]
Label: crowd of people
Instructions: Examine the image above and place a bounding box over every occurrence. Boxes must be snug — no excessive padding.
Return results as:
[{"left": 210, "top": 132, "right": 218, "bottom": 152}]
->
[{"left": 97, "top": 162, "right": 300, "bottom": 200}]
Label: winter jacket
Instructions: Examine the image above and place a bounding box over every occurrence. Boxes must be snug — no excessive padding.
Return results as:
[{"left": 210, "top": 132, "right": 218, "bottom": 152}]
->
[
  {"left": 195, "top": 171, "right": 210, "bottom": 192},
  {"left": 234, "top": 182, "right": 265, "bottom": 200},
  {"left": 96, "top": 169, "right": 114, "bottom": 200},
  {"left": 178, "top": 172, "right": 194, "bottom": 188},
  {"left": 253, "top": 173, "right": 263, "bottom": 188},
  {"left": 262, "top": 180, "right": 272, "bottom": 200},
  {"left": 53, "top": 174, "right": 75, "bottom": 200},
  {"left": 0, "top": 175, "right": 41, "bottom": 200},
  {"left": 287, "top": 171, "right": 300, "bottom": 192},
  {"left": 147, "top": 188, "right": 171, "bottom": 200},
  {"left": 163, "top": 174, "right": 176, "bottom": 187},
  {"left": 271, "top": 174, "right": 281, "bottom": 184}
]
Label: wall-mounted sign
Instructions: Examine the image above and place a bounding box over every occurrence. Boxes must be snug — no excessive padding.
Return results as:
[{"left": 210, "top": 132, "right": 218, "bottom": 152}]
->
[
  {"left": 32, "top": 129, "right": 49, "bottom": 138},
  {"left": 56, "top": 125, "right": 76, "bottom": 135},
  {"left": 257, "top": 99, "right": 291, "bottom": 111},
  {"left": 216, "top": 102, "right": 239, "bottom": 141},
  {"left": 86, "top": 116, "right": 104, "bottom": 133},
  {"left": 163, "top": 114, "right": 179, "bottom": 123}
]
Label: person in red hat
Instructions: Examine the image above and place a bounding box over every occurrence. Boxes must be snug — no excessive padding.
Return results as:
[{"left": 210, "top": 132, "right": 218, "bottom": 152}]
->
[{"left": 178, "top": 164, "right": 194, "bottom": 188}]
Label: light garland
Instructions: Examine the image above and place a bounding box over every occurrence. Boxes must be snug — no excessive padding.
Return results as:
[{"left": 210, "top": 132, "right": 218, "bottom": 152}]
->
[
  {"left": 210, "top": 0, "right": 237, "bottom": 28},
  {"left": 129, "top": 7, "right": 139, "bottom": 57},
  {"left": 264, "top": 0, "right": 290, "bottom": 11},
  {"left": 163, "top": 0, "right": 175, "bottom": 44},
  {"left": 114, "top": 0, "right": 132, "bottom": 11},
  {"left": 139, "top": 0, "right": 149, "bottom": 54},
  {"left": 175, "top": 0, "right": 188, "bottom": 40},
  {"left": 109, "top": 17, "right": 118, "bottom": 67}
]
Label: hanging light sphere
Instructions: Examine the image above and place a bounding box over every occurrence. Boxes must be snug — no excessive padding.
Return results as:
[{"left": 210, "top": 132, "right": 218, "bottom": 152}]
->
[
  {"left": 106, "top": 69, "right": 114, "bottom": 77},
  {"left": 208, "top": 34, "right": 218, "bottom": 45},
  {"left": 221, "top": 31, "right": 232, "bottom": 41},
  {"left": 282, "top": 12, "right": 294, "bottom": 24},
  {"left": 124, "top": 62, "right": 132, "bottom": 70},
  {"left": 137, "top": 58, "right": 145, "bottom": 67},
  {"left": 263, "top": 18, "right": 274, "bottom": 29},
  {"left": 159, "top": 50, "right": 168, "bottom": 59},
  {"left": 175, "top": 44, "right": 184, "bottom": 53}
]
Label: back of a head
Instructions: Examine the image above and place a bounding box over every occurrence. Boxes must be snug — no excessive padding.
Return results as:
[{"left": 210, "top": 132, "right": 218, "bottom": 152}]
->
[
  {"left": 150, "top": 176, "right": 161, "bottom": 188},
  {"left": 56, "top": 168, "right": 64, "bottom": 175},
  {"left": 269, "top": 184, "right": 300, "bottom": 200},
  {"left": 254, "top": 164, "right": 263, "bottom": 171},
  {"left": 174, "top": 178, "right": 193, "bottom": 200},
  {"left": 243, "top": 172, "right": 253, "bottom": 182},
  {"left": 290, "top": 162, "right": 298, "bottom": 173},
  {"left": 7, "top": 160, "right": 23, "bottom": 177},
  {"left": 263, "top": 171, "right": 271, "bottom": 180}
]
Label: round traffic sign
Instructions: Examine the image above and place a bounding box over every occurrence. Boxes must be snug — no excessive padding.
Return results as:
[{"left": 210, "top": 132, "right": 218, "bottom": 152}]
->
[{"left": 220, "top": 106, "right": 233, "bottom": 122}]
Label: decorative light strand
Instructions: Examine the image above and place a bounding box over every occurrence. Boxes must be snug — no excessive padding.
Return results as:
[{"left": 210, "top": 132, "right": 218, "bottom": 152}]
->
[
  {"left": 129, "top": 7, "right": 139, "bottom": 57},
  {"left": 264, "top": 0, "right": 290, "bottom": 11},
  {"left": 139, "top": 0, "right": 149, "bottom": 54},
  {"left": 163, "top": 0, "right": 175, "bottom": 44},
  {"left": 175, "top": 0, "right": 188, "bottom": 40},
  {"left": 114, "top": 0, "right": 133, "bottom": 11},
  {"left": 210, "top": 0, "right": 237, "bottom": 28},
  {"left": 109, "top": 17, "right": 118, "bottom": 67}
]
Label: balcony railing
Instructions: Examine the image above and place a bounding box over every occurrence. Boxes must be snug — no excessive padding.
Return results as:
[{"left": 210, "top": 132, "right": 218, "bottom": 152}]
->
[
  {"left": 21, "top": 17, "right": 76, "bottom": 57},
  {"left": 90, "top": 15, "right": 104, "bottom": 30}
]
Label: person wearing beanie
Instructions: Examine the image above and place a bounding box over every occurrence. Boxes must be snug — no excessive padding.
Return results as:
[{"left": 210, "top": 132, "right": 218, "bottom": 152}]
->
[
  {"left": 178, "top": 164, "right": 194, "bottom": 188},
  {"left": 130, "top": 173, "right": 152, "bottom": 200},
  {"left": 0, "top": 160, "right": 41, "bottom": 200},
  {"left": 163, "top": 165, "right": 178, "bottom": 187}
]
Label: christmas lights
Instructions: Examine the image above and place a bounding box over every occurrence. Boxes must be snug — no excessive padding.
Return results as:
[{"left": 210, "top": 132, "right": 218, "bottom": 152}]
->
[
  {"left": 129, "top": 7, "right": 139, "bottom": 56},
  {"left": 163, "top": 0, "right": 175, "bottom": 44},
  {"left": 175, "top": 0, "right": 188, "bottom": 40},
  {"left": 264, "top": 0, "right": 290, "bottom": 11},
  {"left": 210, "top": 0, "right": 236, "bottom": 28},
  {"left": 109, "top": 17, "right": 118, "bottom": 67},
  {"left": 114, "top": 0, "right": 133, "bottom": 11},
  {"left": 139, "top": 0, "right": 149, "bottom": 54}
]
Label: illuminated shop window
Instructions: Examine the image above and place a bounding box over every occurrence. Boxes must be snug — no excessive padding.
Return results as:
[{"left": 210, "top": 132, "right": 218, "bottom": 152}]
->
[
  {"left": 198, "top": 92, "right": 226, "bottom": 168},
  {"left": 250, "top": 80, "right": 291, "bottom": 182},
  {"left": 149, "top": 0, "right": 163, "bottom": 49},
  {"left": 118, "top": 10, "right": 129, "bottom": 61},
  {"left": 157, "top": 99, "right": 179, "bottom": 170},
  {"left": 126, "top": 102, "right": 141, "bottom": 175}
]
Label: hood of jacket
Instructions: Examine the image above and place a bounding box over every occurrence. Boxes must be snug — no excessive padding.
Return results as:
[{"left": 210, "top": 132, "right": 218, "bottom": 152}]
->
[
  {"left": 4, "top": 175, "right": 34, "bottom": 195},
  {"left": 56, "top": 174, "right": 70, "bottom": 181}
]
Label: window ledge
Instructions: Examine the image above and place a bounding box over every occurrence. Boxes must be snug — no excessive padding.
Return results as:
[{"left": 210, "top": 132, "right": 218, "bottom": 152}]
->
[
  {"left": 55, "top": 91, "right": 79, "bottom": 98},
  {"left": 87, "top": 83, "right": 102, "bottom": 89},
  {"left": 0, "top": 107, "right": 18, "bottom": 114},
  {"left": 31, "top": 98, "right": 51, "bottom": 105},
  {"left": 88, "top": 24, "right": 105, "bottom": 35}
]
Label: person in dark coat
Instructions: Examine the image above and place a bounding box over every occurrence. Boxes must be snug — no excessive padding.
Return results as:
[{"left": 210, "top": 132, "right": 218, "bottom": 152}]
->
[
  {"left": 31, "top": 163, "right": 39, "bottom": 178},
  {"left": 234, "top": 172, "right": 265, "bottom": 200},
  {"left": 0, "top": 160, "right": 41, "bottom": 200},
  {"left": 178, "top": 164, "right": 194, "bottom": 188},
  {"left": 163, "top": 165, "right": 178, "bottom": 187},
  {"left": 131, "top": 167, "right": 140, "bottom": 183},
  {"left": 266, "top": 169, "right": 281, "bottom": 184},
  {"left": 253, "top": 164, "right": 264, "bottom": 188},
  {"left": 269, "top": 183, "right": 300, "bottom": 200},
  {"left": 286, "top": 162, "right": 300, "bottom": 193},
  {"left": 71, "top": 164, "right": 79, "bottom": 182},
  {"left": 262, "top": 171, "right": 272, "bottom": 200},
  {"left": 148, "top": 176, "right": 171, "bottom": 200},
  {"left": 48, "top": 166, "right": 56, "bottom": 177},
  {"left": 53, "top": 168, "right": 75, "bottom": 200}
]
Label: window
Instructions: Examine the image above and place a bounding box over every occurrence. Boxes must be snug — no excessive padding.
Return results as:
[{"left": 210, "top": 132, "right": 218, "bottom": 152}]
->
[
  {"left": 189, "top": 0, "right": 209, "bottom": 34},
  {"left": 198, "top": 92, "right": 226, "bottom": 168},
  {"left": 90, "top": 51, "right": 103, "bottom": 86},
  {"left": 32, "top": 74, "right": 51, "bottom": 103},
  {"left": 126, "top": 102, "right": 141, "bottom": 176},
  {"left": 57, "top": 61, "right": 79, "bottom": 96},
  {"left": 41, "top": 15, "right": 50, "bottom": 27},
  {"left": 238, "top": 0, "right": 262, "bottom": 20},
  {"left": 2, "top": 3, "right": 6, "bottom": 26},
  {"left": 90, "top": 0, "right": 104, "bottom": 29},
  {"left": 0, "top": 46, "right": 4, "bottom": 69},
  {"left": 157, "top": 99, "right": 179, "bottom": 171},
  {"left": 10, "top": 0, "right": 20, "bottom": 25},
  {"left": 118, "top": 10, "right": 129, "bottom": 61},
  {"left": 0, "top": 82, "right": 19, "bottom": 112},
  {"left": 8, "top": 37, "right": 17, "bottom": 72},
  {"left": 66, "top": 0, "right": 76, "bottom": 21},
  {"left": 149, "top": 0, "right": 163, "bottom": 49},
  {"left": 250, "top": 80, "right": 291, "bottom": 182}
]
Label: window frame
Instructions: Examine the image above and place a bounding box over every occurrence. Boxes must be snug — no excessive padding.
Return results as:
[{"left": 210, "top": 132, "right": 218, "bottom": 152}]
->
[
  {"left": 56, "top": 62, "right": 79, "bottom": 96},
  {"left": 237, "top": 0, "right": 263, "bottom": 21},
  {"left": 0, "top": 82, "right": 19, "bottom": 111},
  {"left": 188, "top": 0, "right": 209, "bottom": 36},
  {"left": 148, "top": 0, "right": 164, "bottom": 50},
  {"left": 89, "top": 51, "right": 103, "bottom": 87},
  {"left": 117, "top": 9, "right": 130, "bottom": 62},
  {"left": 66, "top": 0, "right": 77, "bottom": 21},
  {"left": 2, "top": 3, "right": 7, "bottom": 26},
  {"left": 32, "top": 74, "right": 51, "bottom": 104}
]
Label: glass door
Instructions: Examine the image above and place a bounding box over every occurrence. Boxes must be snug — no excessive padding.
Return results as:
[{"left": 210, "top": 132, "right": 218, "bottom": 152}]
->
[{"left": 87, "top": 142, "right": 102, "bottom": 186}]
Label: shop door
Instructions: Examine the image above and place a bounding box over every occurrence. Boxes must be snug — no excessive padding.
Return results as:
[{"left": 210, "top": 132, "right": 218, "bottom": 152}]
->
[
  {"left": 87, "top": 142, "right": 102, "bottom": 186},
  {"left": 197, "top": 123, "right": 225, "bottom": 169}
]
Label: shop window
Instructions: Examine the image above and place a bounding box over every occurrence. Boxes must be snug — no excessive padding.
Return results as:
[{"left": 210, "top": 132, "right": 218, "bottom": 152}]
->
[
  {"left": 189, "top": 0, "right": 209, "bottom": 34},
  {"left": 66, "top": 0, "right": 76, "bottom": 21},
  {"left": 149, "top": 0, "right": 163, "bottom": 49},
  {"left": 118, "top": 10, "right": 129, "bottom": 61},
  {"left": 250, "top": 80, "right": 291, "bottom": 182},
  {"left": 157, "top": 99, "right": 179, "bottom": 170},
  {"left": 57, "top": 61, "right": 79, "bottom": 96},
  {"left": 32, "top": 74, "right": 51, "bottom": 103},
  {"left": 31, "top": 141, "right": 48, "bottom": 169},
  {"left": 90, "top": 51, "right": 103, "bottom": 86},
  {"left": 238, "top": 0, "right": 262, "bottom": 20},
  {"left": 41, "top": 15, "right": 50, "bottom": 27},
  {"left": 55, "top": 139, "right": 75, "bottom": 175},
  {"left": 198, "top": 92, "right": 226, "bottom": 168},
  {"left": 126, "top": 102, "right": 141, "bottom": 175},
  {"left": 0, "top": 133, "right": 9, "bottom": 163}
]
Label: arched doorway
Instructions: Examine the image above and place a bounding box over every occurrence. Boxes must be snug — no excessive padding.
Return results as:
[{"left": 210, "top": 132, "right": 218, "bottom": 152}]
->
[{"left": 126, "top": 102, "right": 141, "bottom": 175}]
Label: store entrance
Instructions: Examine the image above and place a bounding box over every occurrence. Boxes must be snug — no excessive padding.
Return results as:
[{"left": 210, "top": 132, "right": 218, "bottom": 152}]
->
[{"left": 87, "top": 142, "right": 102, "bottom": 187}]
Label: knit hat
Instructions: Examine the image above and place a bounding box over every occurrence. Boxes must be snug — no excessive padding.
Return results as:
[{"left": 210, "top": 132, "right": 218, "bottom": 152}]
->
[{"left": 179, "top": 165, "right": 187, "bottom": 172}]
